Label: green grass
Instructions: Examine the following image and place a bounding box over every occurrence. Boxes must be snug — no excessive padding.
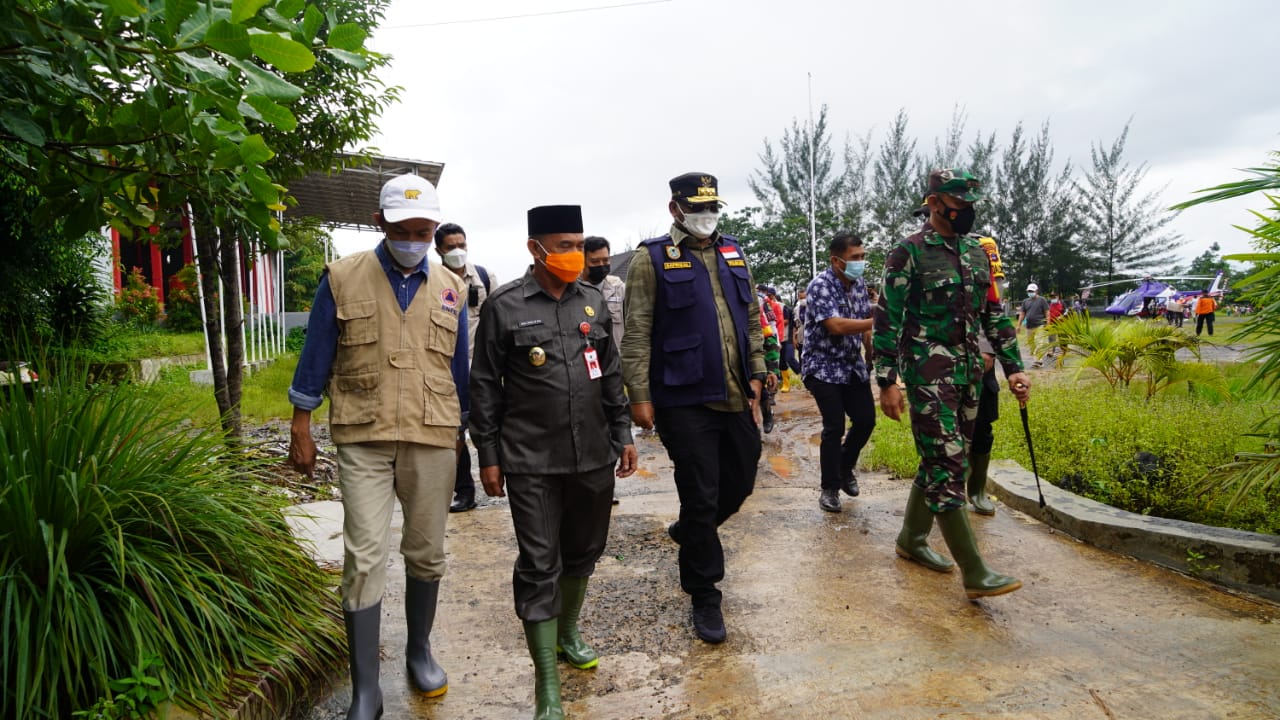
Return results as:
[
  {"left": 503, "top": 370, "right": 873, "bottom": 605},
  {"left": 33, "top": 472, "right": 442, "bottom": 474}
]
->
[
  {"left": 59, "top": 326, "right": 207, "bottom": 363},
  {"left": 151, "top": 353, "right": 323, "bottom": 427},
  {"left": 865, "top": 373, "right": 1280, "bottom": 535}
]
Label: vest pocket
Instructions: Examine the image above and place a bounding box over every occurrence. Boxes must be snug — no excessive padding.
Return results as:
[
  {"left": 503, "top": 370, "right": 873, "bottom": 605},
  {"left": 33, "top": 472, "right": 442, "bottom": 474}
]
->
[
  {"left": 662, "top": 334, "right": 704, "bottom": 386},
  {"left": 331, "top": 371, "right": 380, "bottom": 424},
  {"left": 336, "top": 299, "right": 378, "bottom": 346},
  {"left": 427, "top": 309, "right": 459, "bottom": 355},
  {"left": 730, "top": 266, "right": 754, "bottom": 304},
  {"left": 664, "top": 273, "right": 697, "bottom": 309},
  {"left": 423, "top": 372, "right": 460, "bottom": 427}
]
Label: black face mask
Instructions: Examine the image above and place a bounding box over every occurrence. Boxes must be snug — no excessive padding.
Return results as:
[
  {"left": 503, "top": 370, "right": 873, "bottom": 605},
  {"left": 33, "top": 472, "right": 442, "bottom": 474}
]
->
[
  {"left": 587, "top": 264, "right": 611, "bottom": 284},
  {"left": 940, "top": 204, "right": 976, "bottom": 236}
]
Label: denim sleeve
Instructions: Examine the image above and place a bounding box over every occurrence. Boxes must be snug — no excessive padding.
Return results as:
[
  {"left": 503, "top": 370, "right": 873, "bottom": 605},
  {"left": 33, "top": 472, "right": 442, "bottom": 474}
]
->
[
  {"left": 288, "top": 275, "right": 338, "bottom": 411},
  {"left": 452, "top": 305, "right": 470, "bottom": 417}
]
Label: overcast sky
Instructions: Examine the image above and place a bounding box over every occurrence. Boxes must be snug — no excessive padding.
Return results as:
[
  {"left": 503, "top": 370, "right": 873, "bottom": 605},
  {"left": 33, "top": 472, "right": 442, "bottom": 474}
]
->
[{"left": 330, "top": 0, "right": 1280, "bottom": 287}]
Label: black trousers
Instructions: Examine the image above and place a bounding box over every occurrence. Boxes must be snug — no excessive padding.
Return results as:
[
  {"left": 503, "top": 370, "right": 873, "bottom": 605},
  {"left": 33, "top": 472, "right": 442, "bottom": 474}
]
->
[
  {"left": 453, "top": 431, "right": 475, "bottom": 501},
  {"left": 971, "top": 369, "right": 1000, "bottom": 456},
  {"left": 1196, "top": 312, "right": 1215, "bottom": 336},
  {"left": 506, "top": 466, "right": 615, "bottom": 622},
  {"left": 781, "top": 340, "right": 800, "bottom": 374},
  {"left": 655, "top": 405, "right": 760, "bottom": 609},
  {"left": 804, "top": 377, "right": 875, "bottom": 490}
]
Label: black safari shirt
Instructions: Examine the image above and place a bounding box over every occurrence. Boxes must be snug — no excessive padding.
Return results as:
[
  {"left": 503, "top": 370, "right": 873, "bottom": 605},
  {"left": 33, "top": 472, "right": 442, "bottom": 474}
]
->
[{"left": 468, "top": 269, "right": 633, "bottom": 475}]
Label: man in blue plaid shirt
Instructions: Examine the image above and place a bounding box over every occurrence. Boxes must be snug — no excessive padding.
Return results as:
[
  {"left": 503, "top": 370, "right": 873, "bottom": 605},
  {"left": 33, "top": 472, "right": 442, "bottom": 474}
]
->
[{"left": 802, "top": 232, "right": 876, "bottom": 513}]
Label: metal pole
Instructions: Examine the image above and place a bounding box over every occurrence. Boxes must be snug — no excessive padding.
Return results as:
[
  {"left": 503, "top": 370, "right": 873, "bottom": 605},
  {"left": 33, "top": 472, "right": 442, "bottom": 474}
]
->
[
  {"left": 807, "top": 72, "right": 817, "bottom": 279},
  {"left": 188, "top": 204, "right": 213, "bottom": 373}
]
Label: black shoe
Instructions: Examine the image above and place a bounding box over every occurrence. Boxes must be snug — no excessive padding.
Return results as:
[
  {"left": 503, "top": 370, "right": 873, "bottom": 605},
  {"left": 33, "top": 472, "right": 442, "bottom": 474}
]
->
[
  {"left": 819, "top": 488, "right": 842, "bottom": 512},
  {"left": 449, "top": 496, "right": 476, "bottom": 513},
  {"left": 666, "top": 521, "right": 681, "bottom": 544},
  {"left": 692, "top": 605, "right": 726, "bottom": 644},
  {"left": 841, "top": 474, "right": 860, "bottom": 498}
]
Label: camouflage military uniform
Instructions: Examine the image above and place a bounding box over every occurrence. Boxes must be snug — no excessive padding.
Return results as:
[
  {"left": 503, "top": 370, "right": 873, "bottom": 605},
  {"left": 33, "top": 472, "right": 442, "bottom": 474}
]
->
[{"left": 872, "top": 228, "right": 1023, "bottom": 511}]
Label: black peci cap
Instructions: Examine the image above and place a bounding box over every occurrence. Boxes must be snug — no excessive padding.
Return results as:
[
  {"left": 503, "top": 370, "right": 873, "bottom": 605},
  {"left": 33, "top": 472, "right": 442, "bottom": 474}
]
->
[{"left": 527, "top": 205, "right": 584, "bottom": 236}]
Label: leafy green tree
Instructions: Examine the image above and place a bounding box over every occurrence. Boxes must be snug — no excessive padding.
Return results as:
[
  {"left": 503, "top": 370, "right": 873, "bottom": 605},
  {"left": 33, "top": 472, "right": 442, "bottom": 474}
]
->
[
  {"left": 1173, "top": 152, "right": 1280, "bottom": 507},
  {"left": 0, "top": 170, "right": 107, "bottom": 349},
  {"left": 0, "top": 0, "right": 394, "bottom": 435},
  {"left": 1074, "top": 123, "right": 1181, "bottom": 285},
  {"left": 1186, "top": 241, "right": 1233, "bottom": 278},
  {"left": 282, "top": 217, "right": 333, "bottom": 311},
  {"left": 720, "top": 206, "right": 813, "bottom": 302}
]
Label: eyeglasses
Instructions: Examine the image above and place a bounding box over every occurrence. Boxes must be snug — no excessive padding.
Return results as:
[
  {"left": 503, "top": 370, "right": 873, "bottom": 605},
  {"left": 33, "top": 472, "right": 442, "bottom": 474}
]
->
[{"left": 680, "top": 202, "right": 721, "bottom": 214}]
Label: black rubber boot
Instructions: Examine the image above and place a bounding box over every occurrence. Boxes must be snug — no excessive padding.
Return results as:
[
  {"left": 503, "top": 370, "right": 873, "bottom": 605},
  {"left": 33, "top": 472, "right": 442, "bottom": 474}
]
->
[
  {"left": 894, "top": 484, "right": 955, "bottom": 573},
  {"left": 405, "top": 576, "right": 448, "bottom": 697},
  {"left": 523, "top": 619, "right": 564, "bottom": 720},
  {"left": 935, "top": 506, "right": 1022, "bottom": 599},
  {"left": 967, "top": 452, "right": 996, "bottom": 515},
  {"left": 344, "top": 603, "right": 384, "bottom": 720},
  {"left": 556, "top": 575, "right": 599, "bottom": 670}
]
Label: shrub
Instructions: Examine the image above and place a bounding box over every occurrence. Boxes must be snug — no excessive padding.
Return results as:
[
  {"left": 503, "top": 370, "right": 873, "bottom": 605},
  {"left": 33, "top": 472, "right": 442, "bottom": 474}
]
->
[
  {"left": 865, "top": 376, "right": 1279, "bottom": 534},
  {"left": 163, "top": 263, "right": 203, "bottom": 332},
  {"left": 115, "top": 266, "right": 160, "bottom": 326},
  {"left": 286, "top": 326, "right": 307, "bottom": 353},
  {"left": 0, "top": 368, "right": 343, "bottom": 719}
]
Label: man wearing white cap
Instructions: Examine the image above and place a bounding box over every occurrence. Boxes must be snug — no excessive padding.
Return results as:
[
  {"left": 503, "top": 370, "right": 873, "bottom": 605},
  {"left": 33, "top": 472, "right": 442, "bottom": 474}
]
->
[{"left": 288, "top": 173, "right": 469, "bottom": 719}]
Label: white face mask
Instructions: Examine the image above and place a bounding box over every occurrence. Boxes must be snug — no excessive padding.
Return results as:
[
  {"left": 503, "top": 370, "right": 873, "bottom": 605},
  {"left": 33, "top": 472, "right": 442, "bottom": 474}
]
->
[
  {"left": 386, "top": 239, "right": 430, "bottom": 268},
  {"left": 442, "top": 248, "right": 467, "bottom": 269},
  {"left": 680, "top": 208, "right": 720, "bottom": 239}
]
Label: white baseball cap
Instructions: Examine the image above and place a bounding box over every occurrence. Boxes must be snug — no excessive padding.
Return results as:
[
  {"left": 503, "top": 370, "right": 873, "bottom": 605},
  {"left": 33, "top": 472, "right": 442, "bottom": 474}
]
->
[
  {"left": 1027, "top": 282, "right": 1039, "bottom": 292},
  {"left": 379, "top": 174, "right": 443, "bottom": 224}
]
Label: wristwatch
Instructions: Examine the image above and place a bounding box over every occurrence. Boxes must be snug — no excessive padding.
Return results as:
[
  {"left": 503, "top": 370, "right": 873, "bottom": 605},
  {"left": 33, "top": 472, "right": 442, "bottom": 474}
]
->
[
  {"left": 875, "top": 371, "right": 897, "bottom": 389},
  {"left": 751, "top": 372, "right": 768, "bottom": 384}
]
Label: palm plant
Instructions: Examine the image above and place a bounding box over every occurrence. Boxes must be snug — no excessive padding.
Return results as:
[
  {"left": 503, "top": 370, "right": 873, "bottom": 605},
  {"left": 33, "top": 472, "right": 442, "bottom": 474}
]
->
[
  {"left": 1040, "top": 312, "right": 1223, "bottom": 398},
  {"left": 0, "top": 366, "right": 343, "bottom": 719},
  {"left": 1172, "top": 154, "right": 1280, "bottom": 508}
]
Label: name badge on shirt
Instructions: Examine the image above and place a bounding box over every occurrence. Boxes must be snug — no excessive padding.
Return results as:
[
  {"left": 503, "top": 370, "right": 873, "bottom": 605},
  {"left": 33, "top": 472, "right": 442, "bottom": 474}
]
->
[
  {"left": 584, "top": 347, "right": 602, "bottom": 380},
  {"left": 726, "top": 259, "right": 746, "bottom": 267}
]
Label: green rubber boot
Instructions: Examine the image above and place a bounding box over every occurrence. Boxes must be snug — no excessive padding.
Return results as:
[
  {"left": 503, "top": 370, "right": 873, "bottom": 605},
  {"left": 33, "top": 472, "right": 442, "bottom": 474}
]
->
[
  {"left": 894, "top": 484, "right": 955, "bottom": 573},
  {"left": 935, "top": 506, "right": 1022, "bottom": 599},
  {"left": 523, "top": 619, "right": 564, "bottom": 720},
  {"left": 556, "top": 575, "right": 599, "bottom": 670},
  {"left": 967, "top": 452, "right": 996, "bottom": 516}
]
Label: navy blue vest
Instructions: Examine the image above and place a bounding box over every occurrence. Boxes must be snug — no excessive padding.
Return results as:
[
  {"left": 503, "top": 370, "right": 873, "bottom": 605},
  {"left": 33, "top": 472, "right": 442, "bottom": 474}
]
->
[{"left": 641, "top": 233, "right": 755, "bottom": 408}]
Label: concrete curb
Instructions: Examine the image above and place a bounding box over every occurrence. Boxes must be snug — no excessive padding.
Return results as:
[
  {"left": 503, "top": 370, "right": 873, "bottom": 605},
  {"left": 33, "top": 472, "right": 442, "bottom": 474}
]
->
[{"left": 988, "top": 459, "right": 1280, "bottom": 603}]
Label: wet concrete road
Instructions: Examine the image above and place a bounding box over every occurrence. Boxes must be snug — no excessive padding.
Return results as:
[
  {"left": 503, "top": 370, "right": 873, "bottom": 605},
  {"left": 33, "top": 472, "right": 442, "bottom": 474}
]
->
[{"left": 297, "top": 389, "right": 1280, "bottom": 719}]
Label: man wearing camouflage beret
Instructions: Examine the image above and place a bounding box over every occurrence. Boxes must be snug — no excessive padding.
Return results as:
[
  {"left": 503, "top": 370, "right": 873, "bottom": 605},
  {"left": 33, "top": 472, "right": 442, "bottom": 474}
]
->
[{"left": 871, "top": 168, "right": 1031, "bottom": 599}]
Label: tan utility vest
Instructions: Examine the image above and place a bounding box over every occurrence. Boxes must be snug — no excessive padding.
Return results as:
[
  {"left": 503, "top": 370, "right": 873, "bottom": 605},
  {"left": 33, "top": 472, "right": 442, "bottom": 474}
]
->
[{"left": 326, "top": 251, "right": 465, "bottom": 448}]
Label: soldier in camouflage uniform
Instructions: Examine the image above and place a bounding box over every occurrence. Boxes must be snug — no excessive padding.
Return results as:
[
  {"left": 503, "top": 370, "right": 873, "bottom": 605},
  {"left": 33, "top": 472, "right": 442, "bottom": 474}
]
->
[{"left": 872, "top": 168, "right": 1031, "bottom": 599}]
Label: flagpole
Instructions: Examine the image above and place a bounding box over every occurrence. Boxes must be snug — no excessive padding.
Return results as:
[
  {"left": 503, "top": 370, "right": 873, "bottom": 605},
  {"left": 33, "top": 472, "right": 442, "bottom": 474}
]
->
[{"left": 808, "top": 72, "right": 817, "bottom": 279}]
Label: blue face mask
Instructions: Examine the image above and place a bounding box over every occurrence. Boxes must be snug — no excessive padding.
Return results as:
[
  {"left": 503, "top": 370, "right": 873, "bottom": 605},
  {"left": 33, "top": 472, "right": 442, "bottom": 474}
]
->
[{"left": 841, "top": 259, "right": 866, "bottom": 281}]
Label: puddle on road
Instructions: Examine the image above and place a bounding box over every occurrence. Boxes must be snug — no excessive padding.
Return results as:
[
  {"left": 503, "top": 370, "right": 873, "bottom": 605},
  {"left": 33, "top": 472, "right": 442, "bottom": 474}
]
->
[{"left": 767, "top": 454, "right": 793, "bottom": 478}]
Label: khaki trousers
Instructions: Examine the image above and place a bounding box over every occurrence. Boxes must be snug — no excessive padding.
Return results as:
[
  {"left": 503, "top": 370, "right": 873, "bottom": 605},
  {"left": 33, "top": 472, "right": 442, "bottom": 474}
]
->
[{"left": 337, "top": 441, "right": 455, "bottom": 610}]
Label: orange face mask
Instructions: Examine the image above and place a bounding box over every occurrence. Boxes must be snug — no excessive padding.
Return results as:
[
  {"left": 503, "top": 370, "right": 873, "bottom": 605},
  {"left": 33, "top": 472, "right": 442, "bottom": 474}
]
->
[{"left": 537, "top": 243, "right": 585, "bottom": 283}]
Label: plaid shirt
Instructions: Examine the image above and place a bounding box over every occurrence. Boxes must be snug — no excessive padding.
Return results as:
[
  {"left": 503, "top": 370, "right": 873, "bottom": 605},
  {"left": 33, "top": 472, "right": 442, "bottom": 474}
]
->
[{"left": 802, "top": 268, "right": 872, "bottom": 384}]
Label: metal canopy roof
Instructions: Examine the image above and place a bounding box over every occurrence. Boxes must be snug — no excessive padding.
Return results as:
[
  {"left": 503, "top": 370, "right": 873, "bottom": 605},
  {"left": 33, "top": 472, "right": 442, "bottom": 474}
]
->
[{"left": 284, "top": 152, "right": 445, "bottom": 231}]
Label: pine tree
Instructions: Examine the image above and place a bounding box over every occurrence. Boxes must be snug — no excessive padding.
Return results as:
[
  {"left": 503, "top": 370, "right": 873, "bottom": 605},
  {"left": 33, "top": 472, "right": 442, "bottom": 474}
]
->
[{"left": 1075, "top": 123, "right": 1181, "bottom": 285}]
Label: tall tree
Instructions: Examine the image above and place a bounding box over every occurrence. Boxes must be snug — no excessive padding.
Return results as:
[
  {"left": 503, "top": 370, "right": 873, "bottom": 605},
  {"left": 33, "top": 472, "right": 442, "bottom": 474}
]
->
[
  {"left": 865, "top": 109, "right": 921, "bottom": 262},
  {"left": 1, "top": 0, "right": 394, "bottom": 435},
  {"left": 1075, "top": 123, "right": 1181, "bottom": 285},
  {"left": 282, "top": 218, "right": 334, "bottom": 311},
  {"left": 985, "top": 122, "right": 1085, "bottom": 296},
  {"left": 748, "top": 104, "right": 848, "bottom": 276},
  {"left": 1187, "top": 241, "right": 1233, "bottom": 278}
]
